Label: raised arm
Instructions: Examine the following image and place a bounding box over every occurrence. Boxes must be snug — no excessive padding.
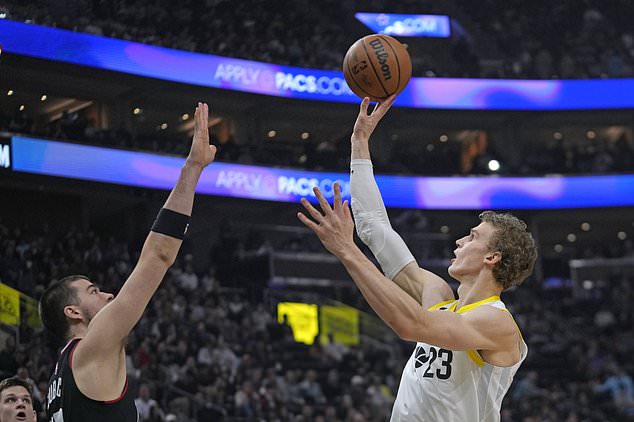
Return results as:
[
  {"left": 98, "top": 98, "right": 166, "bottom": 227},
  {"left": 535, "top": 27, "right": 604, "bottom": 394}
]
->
[
  {"left": 73, "top": 103, "right": 216, "bottom": 396},
  {"left": 298, "top": 185, "right": 516, "bottom": 353},
  {"left": 349, "top": 97, "right": 453, "bottom": 308}
]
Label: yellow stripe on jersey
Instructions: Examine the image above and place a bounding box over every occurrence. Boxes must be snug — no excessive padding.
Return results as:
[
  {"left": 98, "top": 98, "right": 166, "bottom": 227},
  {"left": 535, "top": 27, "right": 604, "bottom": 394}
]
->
[
  {"left": 455, "top": 295, "right": 501, "bottom": 314},
  {"left": 498, "top": 307, "right": 525, "bottom": 341},
  {"left": 467, "top": 350, "right": 485, "bottom": 367},
  {"left": 427, "top": 299, "right": 456, "bottom": 311}
]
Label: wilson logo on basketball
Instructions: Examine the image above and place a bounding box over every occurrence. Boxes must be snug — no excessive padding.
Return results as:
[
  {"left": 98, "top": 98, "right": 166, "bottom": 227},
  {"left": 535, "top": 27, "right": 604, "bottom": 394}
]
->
[{"left": 369, "top": 39, "right": 392, "bottom": 81}]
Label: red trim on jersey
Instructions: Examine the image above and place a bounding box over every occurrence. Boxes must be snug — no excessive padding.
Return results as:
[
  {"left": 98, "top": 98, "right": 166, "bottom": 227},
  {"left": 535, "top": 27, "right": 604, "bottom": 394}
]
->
[
  {"left": 60, "top": 338, "right": 77, "bottom": 355},
  {"left": 103, "top": 378, "right": 129, "bottom": 404},
  {"left": 68, "top": 339, "right": 80, "bottom": 369}
]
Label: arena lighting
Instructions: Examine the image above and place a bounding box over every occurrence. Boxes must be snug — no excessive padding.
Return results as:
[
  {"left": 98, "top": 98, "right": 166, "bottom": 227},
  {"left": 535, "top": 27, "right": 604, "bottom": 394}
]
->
[
  {"left": 159, "top": 123, "right": 168, "bottom": 130},
  {"left": 40, "top": 94, "right": 47, "bottom": 101},
  {"left": 553, "top": 132, "right": 563, "bottom": 140},
  {"left": 7, "top": 89, "right": 13, "bottom": 96},
  {"left": 267, "top": 130, "right": 276, "bottom": 138},
  {"left": 581, "top": 222, "right": 591, "bottom": 231},
  {"left": 554, "top": 244, "right": 564, "bottom": 253},
  {"left": 586, "top": 130, "right": 597, "bottom": 140},
  {"left": 488, "top": 159, "right": 501, "bottom": 172},
  {"left": 11, "top": 136, "right": 634, "bottom": 210},
  {"left": 617, "top": 231, "right": 627, "bottom": 240},
  {"left": 132, "top": 107, "right": 142, "bottom": 115},
  {"left": 301, "top": 132, "right": 310, "bottom": 140},
  {"left": 567, "top": 233, "right": 576, "bottom": 242},
  {"left": 439, "top": 134, "right": 448, "bottom": 142},
  {"left": 18, "top": 105, "right": 24, "bottom": 111},
  {"left": 440, "top": 225, "right": 450, "bottom": 234},
  {"left": 180, "top": 113, "right": 189, "bottom": 121}
]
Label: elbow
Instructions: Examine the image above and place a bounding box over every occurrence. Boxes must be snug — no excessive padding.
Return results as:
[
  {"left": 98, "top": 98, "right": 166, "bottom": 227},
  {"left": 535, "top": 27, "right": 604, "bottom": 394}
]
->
[
  {"left": 390, "top": 319, "right": 415, "bottom": 342},
  {"left": 395, "top": 325, "right": 417, "bottom": 342},
  {"left": 144, "top": 245, "right": 177, "bottom": 267},
  {"left": 155, "top": 251, "right": 177, "bottom": 267},
  {"left": 392, "top": 315, "right": 428, "bottom": 343}
]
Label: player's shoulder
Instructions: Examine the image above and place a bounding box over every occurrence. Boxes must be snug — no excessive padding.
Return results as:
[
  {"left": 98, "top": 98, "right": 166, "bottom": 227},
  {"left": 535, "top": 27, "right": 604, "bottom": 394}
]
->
[{"left": 462, "top": 301, "right": 517, "bottom": 336}]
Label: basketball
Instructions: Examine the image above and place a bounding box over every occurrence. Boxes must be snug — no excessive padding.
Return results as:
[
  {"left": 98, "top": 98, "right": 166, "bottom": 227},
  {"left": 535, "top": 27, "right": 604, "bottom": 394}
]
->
[{"left": 343, "top": 34, "right": 412, "bottom": 102}]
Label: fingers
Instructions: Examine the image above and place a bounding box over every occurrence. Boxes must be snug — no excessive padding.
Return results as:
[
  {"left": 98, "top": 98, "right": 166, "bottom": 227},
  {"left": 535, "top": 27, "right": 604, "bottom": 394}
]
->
[
  {"left": 300, "top": 184, "right": 348, "bottom": 228},
  {"left": 194, "top": 102, "right": 209, "bottom": 138},
  {"left": 300, "top": 197, "right": 325, "bottom": 223},
  {"left": 297, "top": 211, "right": 320, "bottom": 233},
  {"left": 343, "top": 199, "right": 351, "bottom": 220},
  {"left": 359, "top": 97, "right": 370, "bottom": 116},
  {"left": 313, "top": 186, "right": 333, "bottom": 216},
  {"left": 372, "top": 94, "right": 396, "bottom": 118},
  {"left": 194, "top": 102, "right": 202, "bottom": 135},
  {"left": 194, "top": 103, "right": 200, "bottom": 127},
  {"left": 333, "top": 182, "right": 342, "bottom": 213}
]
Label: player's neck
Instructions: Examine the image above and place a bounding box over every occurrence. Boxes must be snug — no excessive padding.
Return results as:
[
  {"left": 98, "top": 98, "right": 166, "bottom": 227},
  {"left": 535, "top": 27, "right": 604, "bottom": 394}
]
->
[
  {"left": 455, "top": 276, "right": 502, "bottom": 310},
  {"left": 68, "top": 323, "right": 88, "bottom": 340}
]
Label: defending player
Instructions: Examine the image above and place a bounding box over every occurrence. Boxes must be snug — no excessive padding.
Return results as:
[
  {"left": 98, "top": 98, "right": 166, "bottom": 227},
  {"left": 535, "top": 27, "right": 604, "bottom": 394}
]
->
[
  {"left": 0, "top": 377, "right": 37, "bottom": 422},
  {"left": 39, "top": 103, "right": 216, "bottom": 422},
  {"left": 298, "top": 96, "right": 537, "bottom": 421}
]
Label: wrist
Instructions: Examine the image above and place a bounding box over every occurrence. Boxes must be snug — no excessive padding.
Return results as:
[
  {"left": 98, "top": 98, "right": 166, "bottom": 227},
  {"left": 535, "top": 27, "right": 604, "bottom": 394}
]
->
[
  {"left": 351, "top": 134, "right": 369, "bottom": 144},
  {"left": 337, "top": 244, "right": 365, "bottom": 263},
  {"left": 184, "top": 158, "right": 205, "bottom": 172}
]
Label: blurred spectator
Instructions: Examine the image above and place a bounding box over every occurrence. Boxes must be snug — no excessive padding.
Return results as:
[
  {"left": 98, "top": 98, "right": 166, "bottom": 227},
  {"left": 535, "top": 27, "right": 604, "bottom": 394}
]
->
[
  {"left": 134, "top": 383, "right": 165, "bottom": 422},
  {"left": 0, "top": 338, "right": 18, "bottom": 380}
]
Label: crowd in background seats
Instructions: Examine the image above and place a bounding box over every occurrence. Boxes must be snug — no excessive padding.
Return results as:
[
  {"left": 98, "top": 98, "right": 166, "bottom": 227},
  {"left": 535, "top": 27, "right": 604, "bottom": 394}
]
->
[
  {"left": 1, "top": 215, "right": 633, "bottom": 421},
  {"left": 2, "top": 0, "right": 634, "bottom": 79},
  {"left": 459, "top": 0, "right": 634, "bottom": 79}
]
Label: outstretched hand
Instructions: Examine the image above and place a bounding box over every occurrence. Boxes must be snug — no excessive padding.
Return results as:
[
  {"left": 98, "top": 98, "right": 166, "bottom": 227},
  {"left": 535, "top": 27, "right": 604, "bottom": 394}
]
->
[
  {"left": 297, "top": 183, "right": 356, "bottom": 258},
  {"left": 187, "top": 102, "right": 217, "bottom": 168},
  {"left": 351, "top": 95, "right": 396, "bottom": 143}
]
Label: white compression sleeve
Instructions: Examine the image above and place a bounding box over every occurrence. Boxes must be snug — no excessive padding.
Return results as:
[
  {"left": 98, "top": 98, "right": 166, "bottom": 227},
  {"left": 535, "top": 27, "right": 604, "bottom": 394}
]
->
[{"left": 350, "top": 159, "right": 415, "bottom": 279}]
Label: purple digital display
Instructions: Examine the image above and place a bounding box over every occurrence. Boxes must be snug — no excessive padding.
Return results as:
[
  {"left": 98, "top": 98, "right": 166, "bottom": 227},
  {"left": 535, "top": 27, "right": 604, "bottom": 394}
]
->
[
  {"left": 11, "top": 136, "right": 634, "bottom": 210},
  {"left": 1, "top": 20, "right": 634, "bottom": 110},
  {"left": 355, "top": 13, "right": 451, "bottom": 37}
]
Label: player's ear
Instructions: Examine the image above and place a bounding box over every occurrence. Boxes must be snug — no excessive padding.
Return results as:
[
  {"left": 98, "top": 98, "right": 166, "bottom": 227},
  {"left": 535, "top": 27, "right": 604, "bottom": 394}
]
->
[
  {"left": 64, "top": 304, "right": 83, "bottom": 322},
  {"left": 484, "top": 251, "right": 501, "bottom": 265}
]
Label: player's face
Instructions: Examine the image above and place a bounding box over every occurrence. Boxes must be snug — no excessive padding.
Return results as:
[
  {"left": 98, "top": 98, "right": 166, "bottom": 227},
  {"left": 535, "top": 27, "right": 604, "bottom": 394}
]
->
[
  {"left": 448, "top": 222, "right": 498, "bottom": 281},
  {"left": 71, "top": 278, "right": 115, "bottom": 323},
  {"left": 0, "top": 386, "right": 36, "bottom": 422}
]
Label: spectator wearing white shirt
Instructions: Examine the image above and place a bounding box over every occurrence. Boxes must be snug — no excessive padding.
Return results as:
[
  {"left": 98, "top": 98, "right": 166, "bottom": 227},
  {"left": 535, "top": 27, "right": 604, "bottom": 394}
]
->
[{"left": 134, "top": 383, "right": 164, "bottom": 422}]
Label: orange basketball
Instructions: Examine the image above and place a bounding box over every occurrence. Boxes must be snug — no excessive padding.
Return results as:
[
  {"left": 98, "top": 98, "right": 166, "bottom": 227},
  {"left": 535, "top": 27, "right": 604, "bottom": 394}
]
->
[{"left": 343, "top": 34, "right": 412, "bottom": 102}]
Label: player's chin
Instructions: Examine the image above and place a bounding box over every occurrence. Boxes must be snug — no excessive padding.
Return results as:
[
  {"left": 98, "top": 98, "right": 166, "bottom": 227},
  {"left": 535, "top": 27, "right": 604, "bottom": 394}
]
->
[{"left": 447, "top": 261, "right": 458, "bottom": 277}]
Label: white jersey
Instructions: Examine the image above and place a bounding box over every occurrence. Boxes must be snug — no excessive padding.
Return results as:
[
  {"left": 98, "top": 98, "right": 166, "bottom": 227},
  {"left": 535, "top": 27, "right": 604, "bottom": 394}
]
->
[{"left": 391, "top": 296, "right": 527, "bottom": 422}]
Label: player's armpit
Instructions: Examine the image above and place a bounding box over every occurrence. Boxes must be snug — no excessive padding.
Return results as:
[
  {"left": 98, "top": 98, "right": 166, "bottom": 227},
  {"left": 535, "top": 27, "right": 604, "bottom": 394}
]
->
[
  {"left": 393, "top": 263, "right": 454, "bottom": 308},
  {"left": 71, "top": 343, "right": 128, "bottom": 401},
  {"left": 401, "top": 305, "right": 518, "bottom": 353}
]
